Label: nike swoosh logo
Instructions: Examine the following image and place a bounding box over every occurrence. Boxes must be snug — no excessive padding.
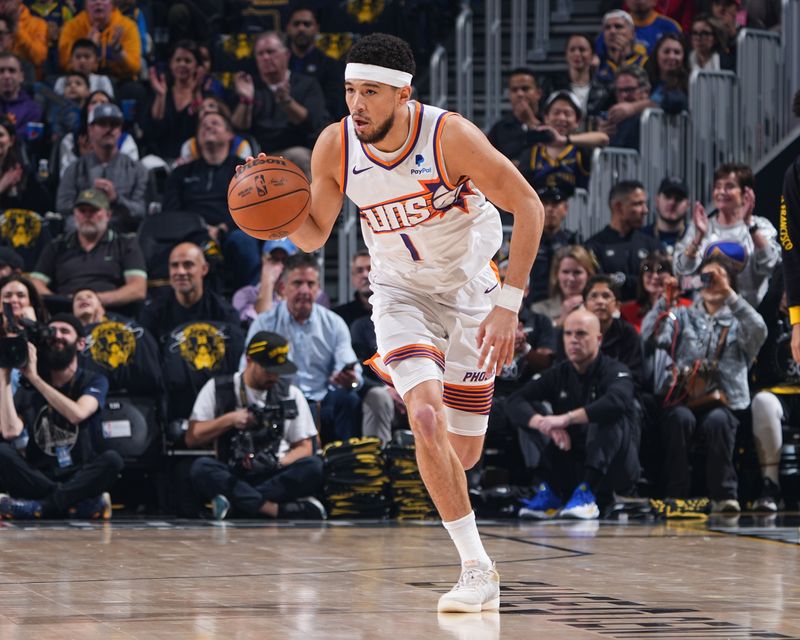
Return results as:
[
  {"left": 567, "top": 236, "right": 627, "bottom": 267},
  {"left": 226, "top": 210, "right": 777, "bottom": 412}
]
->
[
  {"left": 484, "top": 283, "right": 498, "bottom": 294},
  {"left": 352, "top": 166, "right": 373, "bottom": 175}
]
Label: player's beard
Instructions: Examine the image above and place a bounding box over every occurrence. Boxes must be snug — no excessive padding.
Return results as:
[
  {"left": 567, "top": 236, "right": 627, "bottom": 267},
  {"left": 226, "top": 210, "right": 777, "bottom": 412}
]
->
[{"left": 355, "top": 111, "right": 395, "bottom": 144}]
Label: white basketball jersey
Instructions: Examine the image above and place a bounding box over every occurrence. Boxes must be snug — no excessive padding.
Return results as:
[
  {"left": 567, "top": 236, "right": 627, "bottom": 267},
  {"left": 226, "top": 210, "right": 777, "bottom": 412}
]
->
[{"left": 341, "top": 101, "right": 503, "bottom": 293}]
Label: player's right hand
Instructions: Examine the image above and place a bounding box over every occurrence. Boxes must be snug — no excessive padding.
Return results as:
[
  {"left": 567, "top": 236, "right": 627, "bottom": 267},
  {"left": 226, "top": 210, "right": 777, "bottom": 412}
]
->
[{"left": 477, "top": 306, "right": 516, "bottom": 376}]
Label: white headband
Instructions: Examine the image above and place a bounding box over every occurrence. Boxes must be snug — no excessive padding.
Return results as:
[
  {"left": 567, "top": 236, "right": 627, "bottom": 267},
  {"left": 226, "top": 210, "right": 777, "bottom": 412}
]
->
[{"left": 344, "top": 63, "right": 413, "bottom": 88}]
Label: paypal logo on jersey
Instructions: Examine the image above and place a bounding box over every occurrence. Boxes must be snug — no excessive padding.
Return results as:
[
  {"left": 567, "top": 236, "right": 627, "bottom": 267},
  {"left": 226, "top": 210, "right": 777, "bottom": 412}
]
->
[{"left": 411, "top": 154, "right": 432, "bottom": 175}]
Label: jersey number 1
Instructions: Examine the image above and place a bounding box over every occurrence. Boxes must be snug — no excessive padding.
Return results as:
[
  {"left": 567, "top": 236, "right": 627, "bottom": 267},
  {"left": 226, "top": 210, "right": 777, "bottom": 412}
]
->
[{"left": 400, "top": 233, "right": 422, "bottom": 261}]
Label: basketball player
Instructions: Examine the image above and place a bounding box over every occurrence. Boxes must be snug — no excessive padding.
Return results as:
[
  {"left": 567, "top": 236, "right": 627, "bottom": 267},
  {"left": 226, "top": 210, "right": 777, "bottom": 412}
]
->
[{"left": 240, "top": 34, "right": 544, "bottom": 612}]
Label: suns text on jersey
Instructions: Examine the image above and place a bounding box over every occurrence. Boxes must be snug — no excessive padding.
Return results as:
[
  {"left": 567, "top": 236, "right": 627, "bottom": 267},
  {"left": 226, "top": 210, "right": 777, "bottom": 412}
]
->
[{"left": 358, "top": 179, "right": 473, "bottom": 234}]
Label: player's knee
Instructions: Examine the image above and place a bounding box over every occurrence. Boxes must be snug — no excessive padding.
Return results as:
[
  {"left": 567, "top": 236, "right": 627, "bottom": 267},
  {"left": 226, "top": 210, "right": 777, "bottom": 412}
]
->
[
  {"left": 457, "top": 449, "right": 481, "bottom": 471},
  {"left": 409, "top": 403, "right": 445, "bottom": 443}
]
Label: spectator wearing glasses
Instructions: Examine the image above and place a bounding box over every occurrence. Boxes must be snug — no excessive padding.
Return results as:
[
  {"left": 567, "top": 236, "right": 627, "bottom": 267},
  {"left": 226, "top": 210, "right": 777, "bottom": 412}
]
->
[
  {"left": 596, "top": 65, "right": 651, "bottom": 151},
  {"left": 231, "top": 31, "right": 328, "bottom": 177},
  {"left": 56, "top": 102, "right": 148, "bottom": 230},
  {"left": 619, "top": 252, "right": 690, "bottom": 332},
  {"left": 688, "top": 14, "right": 724, "bottom": 72}
]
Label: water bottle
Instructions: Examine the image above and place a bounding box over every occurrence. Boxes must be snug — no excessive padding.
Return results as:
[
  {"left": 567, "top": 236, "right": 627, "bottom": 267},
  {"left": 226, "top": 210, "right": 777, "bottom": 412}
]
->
[{"left": 37, "top": 158, "right": 49, "bottom": 183}]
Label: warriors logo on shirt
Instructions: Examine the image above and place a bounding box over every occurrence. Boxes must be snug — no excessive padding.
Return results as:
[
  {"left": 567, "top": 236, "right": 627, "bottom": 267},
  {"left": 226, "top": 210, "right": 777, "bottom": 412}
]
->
[
  {"left": 359, "top": 178, "right": 476, "bottom": 234},
  {"left": 87, "top": 321, "right": 138, "bottom": 370}
]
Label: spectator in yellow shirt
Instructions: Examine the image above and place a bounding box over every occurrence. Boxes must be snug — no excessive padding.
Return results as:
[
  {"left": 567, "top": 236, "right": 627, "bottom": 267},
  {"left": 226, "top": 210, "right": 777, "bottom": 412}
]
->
[
  {"left": 58, "top": 0, "right": 140, "bottom": 82},
  {"left": 0, "top": 0, "right": 48, "bottom": 74}
]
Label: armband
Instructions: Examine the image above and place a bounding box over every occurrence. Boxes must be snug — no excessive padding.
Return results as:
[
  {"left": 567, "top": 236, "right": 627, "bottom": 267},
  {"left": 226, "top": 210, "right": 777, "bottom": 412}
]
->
[{"left": 496, "top": 285, "right": 524, "bottom": 312}]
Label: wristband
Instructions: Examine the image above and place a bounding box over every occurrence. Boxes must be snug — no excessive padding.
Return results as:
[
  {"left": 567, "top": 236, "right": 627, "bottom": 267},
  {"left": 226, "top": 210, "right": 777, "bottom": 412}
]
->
[{"left": 495, "top": 285, "right": 524, "bottom": 312}]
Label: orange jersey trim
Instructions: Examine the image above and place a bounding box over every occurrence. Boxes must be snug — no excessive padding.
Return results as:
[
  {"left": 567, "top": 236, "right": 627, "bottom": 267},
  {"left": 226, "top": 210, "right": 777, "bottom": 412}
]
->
[
  {"left": 443, "top": 381, "right": 495, "bottom": 415},
  {"left": 433, "top": 112, "right": 458, "bottom": 190},
  {"left": 360, "top": 103, "right": 424, "bottom": 169},
  {"left": 383, "top": 343, "right": 446, "bottom": 371},
  {"left": 340, "top": 117, "right": 349, "bottom": 193},
  {"left": 489, "top": 260, "right": 501, "bottom": 283},
  {"left": 364, "top": 354, "right": 396, "bottom": 387}
]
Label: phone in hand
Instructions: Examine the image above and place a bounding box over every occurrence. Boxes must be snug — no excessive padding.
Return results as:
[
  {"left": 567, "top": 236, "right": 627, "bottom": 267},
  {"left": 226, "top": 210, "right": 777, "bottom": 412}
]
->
[
  {"left": 700, "top": 272, "right": 714, "bottom": 288},
  {"left": 342, "top": 361, "right": 357, "bottom": 372}
]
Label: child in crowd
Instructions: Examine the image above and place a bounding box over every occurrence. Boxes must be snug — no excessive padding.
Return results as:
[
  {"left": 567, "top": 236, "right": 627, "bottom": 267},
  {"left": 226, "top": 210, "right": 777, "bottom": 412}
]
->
[{"left": 54, "top": 39, "right": 114, "bottom": 97}]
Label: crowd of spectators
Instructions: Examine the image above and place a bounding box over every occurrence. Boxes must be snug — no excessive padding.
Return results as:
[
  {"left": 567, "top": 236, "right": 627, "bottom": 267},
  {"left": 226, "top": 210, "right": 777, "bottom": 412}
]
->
[{"left": 0, "top": 0, "right": 795, "bottom": 522}]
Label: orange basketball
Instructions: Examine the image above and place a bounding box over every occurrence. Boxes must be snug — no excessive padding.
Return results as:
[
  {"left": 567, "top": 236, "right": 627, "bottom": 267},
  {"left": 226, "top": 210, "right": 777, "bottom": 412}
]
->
[{"left": 227, "top": 156, "right": 311, "bottom": 240}]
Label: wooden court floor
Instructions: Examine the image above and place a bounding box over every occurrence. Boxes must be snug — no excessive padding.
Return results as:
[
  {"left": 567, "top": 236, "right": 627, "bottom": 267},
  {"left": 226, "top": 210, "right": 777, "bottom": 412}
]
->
[{"left": 0, "top": 515, "right": 798, "bottom": 639}]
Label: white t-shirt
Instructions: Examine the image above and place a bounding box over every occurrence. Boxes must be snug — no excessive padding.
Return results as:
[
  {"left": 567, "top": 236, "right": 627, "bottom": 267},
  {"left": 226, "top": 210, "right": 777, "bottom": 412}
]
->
[{"left": 190, "top": 373, "right": 317, "bottom": 457}]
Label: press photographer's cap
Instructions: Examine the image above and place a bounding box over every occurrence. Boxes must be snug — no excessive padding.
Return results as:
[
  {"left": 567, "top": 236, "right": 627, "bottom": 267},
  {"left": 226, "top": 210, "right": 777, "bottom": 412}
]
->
[
  {"left": 0, "top": 246, "right": 23, "bottom": 270},
  {"left": 74, "top": 188, "right": 110, "bottom": 211},
  {"left": 246, "top": 331, "right": 297, "bottom": 374},
  {"left": 88, "top": 103, "right": 123, "bottom": 125},
  {"left": 658, "top": 176, "right": 688, "bottom": 200},
  {"left": 49, "top": 312, "right": 84, "bottom": 338}
]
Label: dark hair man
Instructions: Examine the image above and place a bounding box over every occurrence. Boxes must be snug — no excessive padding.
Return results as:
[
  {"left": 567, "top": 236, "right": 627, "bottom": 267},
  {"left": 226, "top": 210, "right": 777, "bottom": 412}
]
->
[{"left": 0, "top": 313, "right": 123, "bottom": 519}]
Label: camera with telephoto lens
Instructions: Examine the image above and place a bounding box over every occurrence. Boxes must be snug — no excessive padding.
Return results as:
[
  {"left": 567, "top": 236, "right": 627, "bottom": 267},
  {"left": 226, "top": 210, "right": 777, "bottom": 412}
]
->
[
  {"left": 228, "top": 398, "right": 298, "bottom": 475},
  {"left": 0, "top": 302, "right": 53, "bottom": 369}
]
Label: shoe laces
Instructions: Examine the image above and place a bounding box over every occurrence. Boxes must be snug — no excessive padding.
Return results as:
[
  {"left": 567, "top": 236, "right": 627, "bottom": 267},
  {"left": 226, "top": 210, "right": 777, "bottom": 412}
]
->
[{"left": 454, "top": 566, "right": 492, "bottom": 591}]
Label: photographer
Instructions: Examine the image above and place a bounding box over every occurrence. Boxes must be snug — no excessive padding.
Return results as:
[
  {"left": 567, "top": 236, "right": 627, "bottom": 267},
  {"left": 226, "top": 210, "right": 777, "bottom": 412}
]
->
[
  {"left": 188, "top": 331, "right": 325, "bottom": 520},
  {"left": 1, "top": 273, "right": 48, "bottom": 393},
  {"left": 641, "top": 256, "right": 767, "bottom": 513},
  {"left": 0, "top": 313, "right": 123, "bottom": 519}
]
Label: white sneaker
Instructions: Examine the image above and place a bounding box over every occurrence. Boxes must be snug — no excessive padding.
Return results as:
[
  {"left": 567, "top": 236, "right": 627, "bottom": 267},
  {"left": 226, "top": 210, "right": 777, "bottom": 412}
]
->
[{"left": 437, "top": 562, "right": 500, "bottom": 613}]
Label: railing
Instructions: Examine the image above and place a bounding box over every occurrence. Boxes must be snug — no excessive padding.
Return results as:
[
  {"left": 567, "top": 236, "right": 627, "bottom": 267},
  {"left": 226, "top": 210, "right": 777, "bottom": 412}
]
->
[
  {"left": 455, "top": 4, "right": 473, "bottom": 120},
  {"left": 688, "top": 70, "right": 739, "bottom": 205},
  {"left": 784, "top": 0, "right": 800, "bottom": 125},
  {"left": 336, "top": 200, "right": 359, "bottom": 304},
  {"left": 510, "top": 0, "right": 527, "bottom": 68},
  {"left": 428, "top": 45, "right": 448, "bottom": 110},
  {"left": 566, "top": 188, "right": 590, "bottom": 240},
  {"left": 737, "top": 29, "right": 787, "bottom": 167},
  {"left": 530, "top": 0, "right": 549, "bottom": 61},
  {"left": 484, "top": 0, "right": 502, "bottom": 130},
  {"left": 640, "top": 109, "right": 690, "bottom": 206},
  {"left": 585, "top": 148, "right": 641, "bottom": 238}
]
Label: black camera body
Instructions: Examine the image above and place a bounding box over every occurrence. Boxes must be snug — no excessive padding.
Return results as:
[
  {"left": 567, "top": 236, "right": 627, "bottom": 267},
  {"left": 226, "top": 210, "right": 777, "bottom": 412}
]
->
[
  {"left": 228, "top": 398, "right": 298, "bottom": 475},
  {"left": 0, "top": 303, "right": 53, "bottom": 369}
]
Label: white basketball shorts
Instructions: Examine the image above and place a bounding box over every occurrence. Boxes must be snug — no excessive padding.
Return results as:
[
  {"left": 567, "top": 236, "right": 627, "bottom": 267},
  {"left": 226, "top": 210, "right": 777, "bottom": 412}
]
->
[{"left": 365, "top": 263, "right": 501, "bottom": 437}]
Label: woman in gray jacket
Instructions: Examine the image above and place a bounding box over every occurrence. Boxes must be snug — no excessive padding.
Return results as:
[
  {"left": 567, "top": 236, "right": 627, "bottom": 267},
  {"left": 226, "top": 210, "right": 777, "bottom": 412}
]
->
[{"left": 642, "top": 255, "right": 767, "bottom": 513}]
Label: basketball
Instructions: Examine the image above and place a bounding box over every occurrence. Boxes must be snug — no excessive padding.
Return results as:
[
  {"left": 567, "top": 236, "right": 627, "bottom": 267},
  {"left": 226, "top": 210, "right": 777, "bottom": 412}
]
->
[{"left": 227, "top": 156, "right": 311, "bottom": 240}]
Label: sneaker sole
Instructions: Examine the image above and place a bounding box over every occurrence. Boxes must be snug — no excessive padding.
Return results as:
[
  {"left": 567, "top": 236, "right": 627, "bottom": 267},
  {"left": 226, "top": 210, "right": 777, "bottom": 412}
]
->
[
  {"left": 437, "top": 596, "right": 499, "bottom": 613},
  {"left": 560, "top": 505, "right": 600, "bottom": 519},
  {"left": 519, "top": 508, "right": 559, "bottom": 520}
]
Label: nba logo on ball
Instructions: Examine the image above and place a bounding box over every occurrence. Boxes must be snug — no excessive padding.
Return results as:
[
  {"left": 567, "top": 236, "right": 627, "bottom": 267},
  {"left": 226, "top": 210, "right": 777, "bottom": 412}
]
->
[{"left": 227, "top": 156, "right": 311, "bottom": 240}]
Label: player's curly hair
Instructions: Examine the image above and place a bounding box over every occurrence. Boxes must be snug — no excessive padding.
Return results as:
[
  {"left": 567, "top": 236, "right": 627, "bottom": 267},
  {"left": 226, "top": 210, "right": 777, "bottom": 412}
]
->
[{"left": 346, "top": 34, "right": 416, "bottom": 76}]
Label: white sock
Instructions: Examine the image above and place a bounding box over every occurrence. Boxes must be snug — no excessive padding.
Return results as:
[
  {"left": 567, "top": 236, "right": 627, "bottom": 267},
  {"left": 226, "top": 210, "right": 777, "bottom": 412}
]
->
[{"left": 442, "top": 511, "right": 492, "bottom": 569}]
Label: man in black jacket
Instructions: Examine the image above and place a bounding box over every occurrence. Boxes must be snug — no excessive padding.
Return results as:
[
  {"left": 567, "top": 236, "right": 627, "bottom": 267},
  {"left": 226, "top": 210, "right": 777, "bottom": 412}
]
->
[
  {"left": 506, "top": 307, "right": 640, "bottom": 520},
  {"left": 231, "top": 31, "right": 329, "bottom": 177},
  {"left": 161, "top": 112, "right": 258, "bottom": 288},
  {"left": 781, "top": 91, "right": 800, "bottom": 363},
  {"left": 585, "top": 180, "right": 661, "bottom": 301}
]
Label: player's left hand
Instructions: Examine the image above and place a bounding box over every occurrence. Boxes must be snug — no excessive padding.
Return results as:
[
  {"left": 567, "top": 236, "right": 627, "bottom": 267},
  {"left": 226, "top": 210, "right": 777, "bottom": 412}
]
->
[{"left": 477, "top": 306, "right": 517, "bottom": 376}]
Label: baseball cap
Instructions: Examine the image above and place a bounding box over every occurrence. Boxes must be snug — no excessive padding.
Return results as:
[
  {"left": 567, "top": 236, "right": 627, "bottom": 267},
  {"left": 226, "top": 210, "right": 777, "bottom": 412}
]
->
[
  {"left": 74, "top": 188, "right": 110, "bottom": 210},
  {"left": 535, "top": 178, "right": 575, "bottom": 203},
  {"left": 0, "top": 246, "right": 23, "bottom": 270},
  {"left": 543, "top": 90, "right": 582, "bottom": 119},
  {"left": 49, "top": 312, "right": 85, "bottom": 338},
  {"left": 245, "top": 331, "right": 298, "bottom": 374},
  {"left": 88, "top": 103, "right": 123, "bottom": 125},
  {"left": 658, "top": 177, "right": 688, "bottom": 200},
  {"left": 262, "top": 238, "right": 299, "bottom": 258}
]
